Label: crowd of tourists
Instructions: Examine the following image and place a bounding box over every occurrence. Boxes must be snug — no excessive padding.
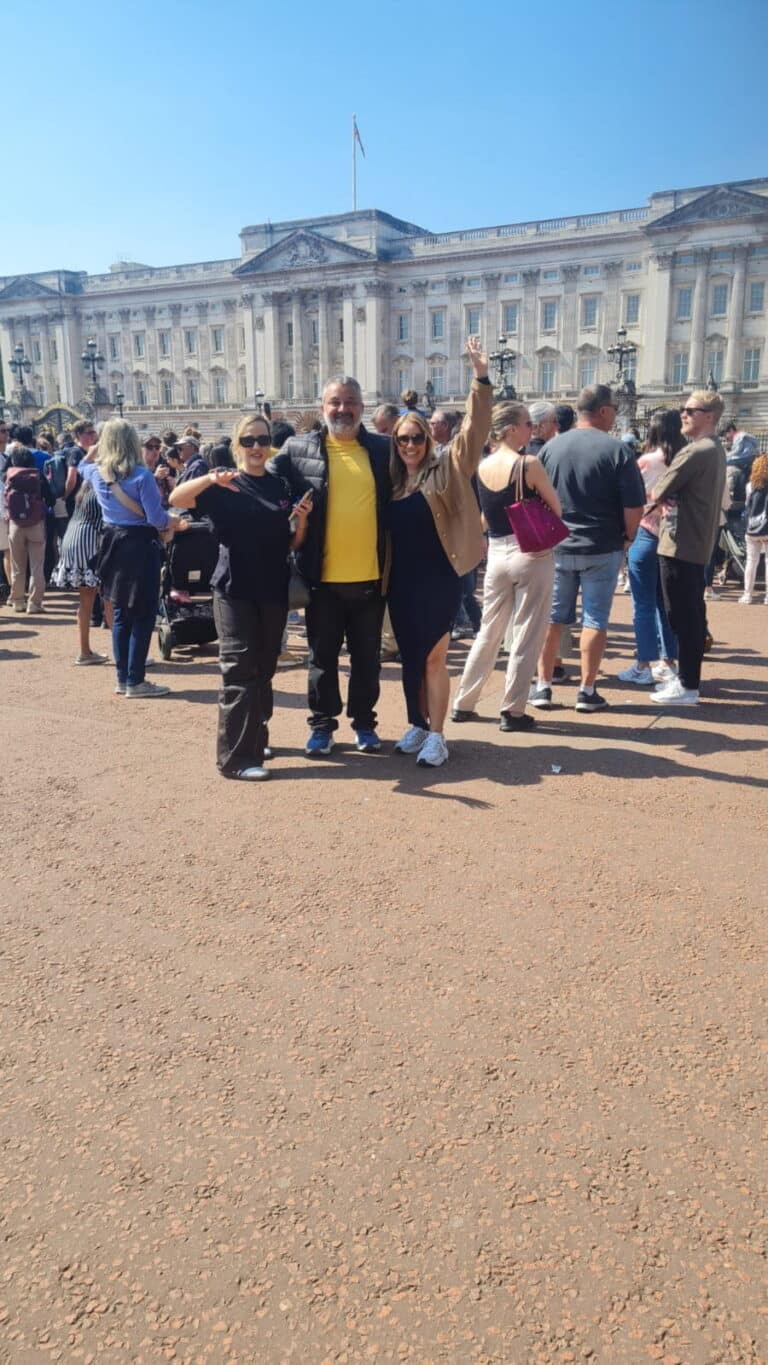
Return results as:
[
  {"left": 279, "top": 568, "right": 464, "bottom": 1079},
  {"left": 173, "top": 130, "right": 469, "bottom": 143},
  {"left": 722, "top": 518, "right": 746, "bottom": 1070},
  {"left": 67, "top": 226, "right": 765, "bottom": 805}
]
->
[{"left": 1, "top": 339, "right": 763, "bottom": 781}]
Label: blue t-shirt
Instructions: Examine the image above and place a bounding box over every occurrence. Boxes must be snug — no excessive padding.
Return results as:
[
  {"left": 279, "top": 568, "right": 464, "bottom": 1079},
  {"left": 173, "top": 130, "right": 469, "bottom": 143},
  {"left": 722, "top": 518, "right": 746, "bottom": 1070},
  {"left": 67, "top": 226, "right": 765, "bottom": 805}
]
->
[{"left": 80, "top": 460, "right": 170, "bottom": 530}]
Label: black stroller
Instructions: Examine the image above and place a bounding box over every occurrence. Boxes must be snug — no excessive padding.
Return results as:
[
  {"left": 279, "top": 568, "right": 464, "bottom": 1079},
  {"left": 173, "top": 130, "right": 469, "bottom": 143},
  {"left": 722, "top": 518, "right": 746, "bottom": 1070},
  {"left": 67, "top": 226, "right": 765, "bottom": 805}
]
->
[{"left": 157, "top": 518, "right": 219, "bottom": 660}]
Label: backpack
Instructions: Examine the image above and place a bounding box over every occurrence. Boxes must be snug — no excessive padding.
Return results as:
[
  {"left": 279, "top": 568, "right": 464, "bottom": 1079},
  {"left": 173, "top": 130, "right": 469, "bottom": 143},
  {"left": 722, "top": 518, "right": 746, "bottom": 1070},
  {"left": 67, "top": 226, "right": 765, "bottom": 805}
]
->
[
  {"left": 746, "top": 486, "right": 768, "bottom": 539},
  {"left": 4, "top": 466, "right": 45, "bottom": 527},
  {"left": 44, "top": 453, "right": 68, "bottom": 501}
]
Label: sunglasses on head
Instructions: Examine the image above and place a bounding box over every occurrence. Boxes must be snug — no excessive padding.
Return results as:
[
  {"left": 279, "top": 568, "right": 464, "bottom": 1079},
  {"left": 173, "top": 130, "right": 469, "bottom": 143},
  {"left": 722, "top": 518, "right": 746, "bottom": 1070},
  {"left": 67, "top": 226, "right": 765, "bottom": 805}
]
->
[
  {"left": 239, "top": 434, "right": 271, "bottom": 449},
  {"left": 396, "top": 432, "right": 426, "bottom": 446}
]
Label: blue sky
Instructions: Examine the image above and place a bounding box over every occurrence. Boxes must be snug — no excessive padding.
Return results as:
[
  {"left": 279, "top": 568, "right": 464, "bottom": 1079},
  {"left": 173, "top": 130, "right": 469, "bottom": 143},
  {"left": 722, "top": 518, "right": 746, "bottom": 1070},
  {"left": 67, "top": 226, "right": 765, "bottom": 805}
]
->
[{"left": 5, "top": 0, "right": 767, "bottom": 276}]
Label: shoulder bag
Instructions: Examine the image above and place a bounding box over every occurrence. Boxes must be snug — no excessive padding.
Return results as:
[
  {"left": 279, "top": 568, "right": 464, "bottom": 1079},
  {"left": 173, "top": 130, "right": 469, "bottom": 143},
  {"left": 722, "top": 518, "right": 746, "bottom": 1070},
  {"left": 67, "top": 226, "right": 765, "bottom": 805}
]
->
[{"left": 505, "top": 457, "right": 570, "bottom": 553}]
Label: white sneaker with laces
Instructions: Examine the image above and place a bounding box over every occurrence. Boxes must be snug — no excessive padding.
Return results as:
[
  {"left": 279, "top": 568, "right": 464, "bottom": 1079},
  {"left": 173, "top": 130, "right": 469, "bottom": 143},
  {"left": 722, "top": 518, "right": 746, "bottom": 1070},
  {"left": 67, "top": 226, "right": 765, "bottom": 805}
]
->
[
  {"left": 125, "top": 680, "right": 171, "bottom": 699},
  {"left": 394, "top": 725, "right": 428, "bottom": 754},
  {"left": 650, "top": 678, "right": 699, "bottom": 706},
  {"left": 617, "top": 663, "right": 653, "bottom": 685},
  {"left": 738, "top": 594, "right": 753, "bottom": 604},
  {"left": 416, "top": 732, "right": 449, "bottom": 767},
  {"left": 651, "top": 661, "right": 677, "bottom": 684}
]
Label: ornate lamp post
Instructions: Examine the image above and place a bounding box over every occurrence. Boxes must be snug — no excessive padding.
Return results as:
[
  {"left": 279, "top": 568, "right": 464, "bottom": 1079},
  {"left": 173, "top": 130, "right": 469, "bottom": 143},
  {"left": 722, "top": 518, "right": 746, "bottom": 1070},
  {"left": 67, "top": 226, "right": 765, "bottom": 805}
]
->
[
  {"left": 606, "top": 326, "right": 637, "bottom": 383},
  {"left": 9, "top": 342, "right": 32, "bottom": 395},
  {"left": 606, "top": 326, "right": 639, "bottom": 432},
  {"left": 82, "top": 337, "right": 105, "bottom": 387},
  {"left": 489, "top": 335, "right": 517, "bottom": 400},
  {"left": 114, "top": 390, "right": 125, "bottom": 417}
]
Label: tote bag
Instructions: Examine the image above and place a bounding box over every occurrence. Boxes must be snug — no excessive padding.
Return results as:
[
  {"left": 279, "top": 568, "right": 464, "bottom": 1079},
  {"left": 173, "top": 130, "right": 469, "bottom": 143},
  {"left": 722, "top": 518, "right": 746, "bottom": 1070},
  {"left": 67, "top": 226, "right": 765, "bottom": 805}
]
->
[{"left": 505, "top": 457, "right": 570, "bottom": 553}]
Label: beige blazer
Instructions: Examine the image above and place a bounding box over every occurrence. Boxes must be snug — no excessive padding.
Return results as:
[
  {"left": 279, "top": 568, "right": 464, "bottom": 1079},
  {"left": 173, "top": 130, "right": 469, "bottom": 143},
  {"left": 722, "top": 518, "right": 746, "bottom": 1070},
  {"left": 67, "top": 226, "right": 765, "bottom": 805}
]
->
[{"left": 400, "top": 379, "right": 492, "bottom": 576}]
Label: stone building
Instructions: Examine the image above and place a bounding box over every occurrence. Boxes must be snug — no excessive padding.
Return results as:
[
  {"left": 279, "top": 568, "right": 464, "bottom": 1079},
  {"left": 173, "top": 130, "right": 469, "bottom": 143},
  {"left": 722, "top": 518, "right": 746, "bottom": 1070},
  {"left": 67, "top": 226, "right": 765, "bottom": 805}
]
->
[{"left": 1, "top": 177, "right": 767, "bottom": 435}]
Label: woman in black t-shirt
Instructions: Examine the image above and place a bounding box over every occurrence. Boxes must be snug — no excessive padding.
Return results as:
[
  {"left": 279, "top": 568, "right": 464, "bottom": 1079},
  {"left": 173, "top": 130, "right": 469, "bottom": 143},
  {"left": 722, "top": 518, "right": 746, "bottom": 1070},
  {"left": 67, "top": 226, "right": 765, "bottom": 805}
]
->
[{"left": 170, "top": 415, "right": 312, "bottom": 781}]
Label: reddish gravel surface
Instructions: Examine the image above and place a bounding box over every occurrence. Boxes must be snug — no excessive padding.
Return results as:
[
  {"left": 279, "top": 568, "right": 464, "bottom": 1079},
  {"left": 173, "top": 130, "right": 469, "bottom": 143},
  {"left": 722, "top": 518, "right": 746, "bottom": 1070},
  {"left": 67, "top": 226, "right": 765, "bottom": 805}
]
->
[{"left": 2, "top": 588, "right": 767, "bottom": 1364}]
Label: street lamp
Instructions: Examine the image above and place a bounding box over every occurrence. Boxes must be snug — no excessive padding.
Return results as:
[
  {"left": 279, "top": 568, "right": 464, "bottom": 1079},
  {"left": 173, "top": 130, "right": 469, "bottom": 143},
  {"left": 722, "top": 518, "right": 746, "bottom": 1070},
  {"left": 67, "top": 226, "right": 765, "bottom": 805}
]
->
[
  {"left": 114, "top": 390, "right": 125, "bottom": 417},
  {"left": 81, "top": 337, "right": 105, "bottom": 386},
  {"left": 606, "top": 326, "right": 637, "bottom": 384},
  {"left": 9, "top": 342, "right": 32, "bottom": 393},
  {"left": 489, "top": 335, "right": 517, "bottom": 399}
]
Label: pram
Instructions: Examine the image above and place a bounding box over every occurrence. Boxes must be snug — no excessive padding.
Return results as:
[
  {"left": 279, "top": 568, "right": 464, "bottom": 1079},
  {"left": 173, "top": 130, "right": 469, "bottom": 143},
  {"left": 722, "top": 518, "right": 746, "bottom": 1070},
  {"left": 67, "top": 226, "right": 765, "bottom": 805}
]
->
[{"left": 157, "top": 517, "right": 219, "bottom": 660}]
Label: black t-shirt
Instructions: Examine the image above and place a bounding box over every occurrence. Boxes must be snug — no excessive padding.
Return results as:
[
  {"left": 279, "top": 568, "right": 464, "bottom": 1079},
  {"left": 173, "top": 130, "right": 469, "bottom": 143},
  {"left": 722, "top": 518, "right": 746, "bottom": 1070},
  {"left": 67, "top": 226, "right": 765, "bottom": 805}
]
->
[
  {"left": 539, "top": 428, "right": 644, "bottom": 555},
  {"left": 196, "top": 471, "right": 292, "bottom": 602}
]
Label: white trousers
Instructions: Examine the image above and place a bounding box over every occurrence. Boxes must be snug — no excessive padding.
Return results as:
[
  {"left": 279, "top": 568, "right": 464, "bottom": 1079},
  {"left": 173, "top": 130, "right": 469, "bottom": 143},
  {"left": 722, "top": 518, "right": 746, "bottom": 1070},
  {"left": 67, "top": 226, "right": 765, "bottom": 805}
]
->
[{"left": 744, "top": 536, "right": 768, "bottom": 598}]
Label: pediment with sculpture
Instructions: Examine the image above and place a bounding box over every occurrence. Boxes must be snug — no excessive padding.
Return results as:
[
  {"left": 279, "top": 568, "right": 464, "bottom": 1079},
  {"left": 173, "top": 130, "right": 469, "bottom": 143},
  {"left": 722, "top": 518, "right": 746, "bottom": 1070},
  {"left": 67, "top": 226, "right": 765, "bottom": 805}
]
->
[
  {"left": 647, "top": 184, "right": 768, "bottom": 233},
  {"left": 233, "top": 228, "right": 374, "bottom": 277}
]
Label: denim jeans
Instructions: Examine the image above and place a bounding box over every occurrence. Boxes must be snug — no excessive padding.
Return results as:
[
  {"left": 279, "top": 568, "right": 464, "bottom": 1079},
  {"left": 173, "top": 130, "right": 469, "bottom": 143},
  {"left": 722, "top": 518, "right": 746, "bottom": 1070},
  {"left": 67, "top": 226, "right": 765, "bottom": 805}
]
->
[
  {"left": 627, "top": 527, "right": 677, "bottom": 662},
  {"left": 112, "top": 604, "right": 156, "bottom": 687},
  {"left": 550, "top": 550, "right": 623, "bottom": 631}
]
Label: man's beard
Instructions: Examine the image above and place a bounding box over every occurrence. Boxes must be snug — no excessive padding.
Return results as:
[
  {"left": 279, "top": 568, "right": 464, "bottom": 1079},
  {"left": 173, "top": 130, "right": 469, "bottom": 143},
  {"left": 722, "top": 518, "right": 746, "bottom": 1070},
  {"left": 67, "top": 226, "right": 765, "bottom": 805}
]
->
[{"left": 326, "top": 416, "right": 359, "bottom": 438}]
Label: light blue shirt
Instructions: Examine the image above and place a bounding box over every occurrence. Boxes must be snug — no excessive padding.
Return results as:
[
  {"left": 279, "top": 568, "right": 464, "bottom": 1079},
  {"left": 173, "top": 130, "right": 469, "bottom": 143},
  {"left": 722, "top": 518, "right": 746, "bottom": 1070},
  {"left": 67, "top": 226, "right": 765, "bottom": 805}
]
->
[{"left": 80, "top": 460, "right": 170, "bottom": 530}]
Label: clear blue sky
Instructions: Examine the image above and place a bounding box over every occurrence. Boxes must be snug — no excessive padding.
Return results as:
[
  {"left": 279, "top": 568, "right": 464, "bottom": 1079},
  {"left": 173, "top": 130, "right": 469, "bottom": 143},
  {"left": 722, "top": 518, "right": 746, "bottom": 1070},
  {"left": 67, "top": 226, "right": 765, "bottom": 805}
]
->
[{"left": 5, "top": 0, "right": 767, "bottom": 276}]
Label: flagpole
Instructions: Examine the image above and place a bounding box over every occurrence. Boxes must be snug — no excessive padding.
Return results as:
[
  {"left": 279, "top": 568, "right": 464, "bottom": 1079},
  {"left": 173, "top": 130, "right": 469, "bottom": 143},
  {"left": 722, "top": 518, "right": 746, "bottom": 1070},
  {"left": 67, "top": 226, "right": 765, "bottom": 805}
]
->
[{"left": 352, "top": 113, "right": 357, "bottom": 212}]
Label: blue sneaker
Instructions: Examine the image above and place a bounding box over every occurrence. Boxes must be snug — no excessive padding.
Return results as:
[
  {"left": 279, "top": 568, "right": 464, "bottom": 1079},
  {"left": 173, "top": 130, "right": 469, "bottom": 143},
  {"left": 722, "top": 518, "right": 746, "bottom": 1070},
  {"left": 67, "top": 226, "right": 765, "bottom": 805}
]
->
[
  {"left": 306, "top": 729, "right": 334, "bottom": 757},
  {"left": 355, "top": 728, "right": 381, "bottom": 753}
]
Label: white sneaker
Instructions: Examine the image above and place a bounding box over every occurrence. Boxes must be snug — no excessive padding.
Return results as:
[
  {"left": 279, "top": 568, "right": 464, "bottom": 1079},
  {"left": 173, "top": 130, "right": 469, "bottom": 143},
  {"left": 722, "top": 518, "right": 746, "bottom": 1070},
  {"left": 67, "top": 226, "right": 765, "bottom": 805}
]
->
[
  {"left": 738, "top": 594, "right": 753, "bottom": 604},
  {"left": 416, "top": 732, "right": 449, "bottom": 767},
  {"left": 617, "top": 663, "right": 653, "bottom": 685},
  {"left": 650, "top": 678, "right": 699, "bottom": 706},
  {"left": 394, "top": 725, "right": 428, "bottom": 754},
  {"left": 704, "top": 588, "right": 720, "bottom": 601},
  {"left": 651, "top": 661, "right": 677, "bottom": 684},
  {"left": 125, "top": 680, "right": 171, "bottom": 699}
]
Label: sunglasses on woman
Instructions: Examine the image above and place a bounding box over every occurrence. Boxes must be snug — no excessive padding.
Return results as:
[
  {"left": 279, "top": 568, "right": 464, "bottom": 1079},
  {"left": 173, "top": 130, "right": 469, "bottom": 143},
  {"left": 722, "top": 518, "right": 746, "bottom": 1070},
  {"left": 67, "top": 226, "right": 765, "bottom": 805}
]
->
[
  {"left": 239, "top": 434, "right": 272, "bottom": 448},
  {"left": 396, "top": 433, "right": 426, "bottom": 446}
]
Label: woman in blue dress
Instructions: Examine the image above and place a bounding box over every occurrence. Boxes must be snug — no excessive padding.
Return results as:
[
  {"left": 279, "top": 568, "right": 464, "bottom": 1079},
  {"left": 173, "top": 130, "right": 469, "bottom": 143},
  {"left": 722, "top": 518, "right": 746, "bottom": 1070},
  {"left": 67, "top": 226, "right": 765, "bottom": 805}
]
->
[{"left": 387, "top": 337, "right": 492, "bottom": 767}]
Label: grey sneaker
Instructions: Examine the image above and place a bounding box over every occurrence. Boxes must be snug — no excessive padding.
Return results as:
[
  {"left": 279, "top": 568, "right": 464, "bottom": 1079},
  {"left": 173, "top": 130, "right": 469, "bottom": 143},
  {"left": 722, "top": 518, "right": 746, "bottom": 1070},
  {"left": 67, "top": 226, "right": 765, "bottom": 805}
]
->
[
  {"left": 115, "top": 681, "right": 126, "bottom": 695},
  {"left": 528, "top": 683, "right": 553, "bottom": 709},
  {"left": 125, "top": 680, "right": 171, "bottom": 699}
]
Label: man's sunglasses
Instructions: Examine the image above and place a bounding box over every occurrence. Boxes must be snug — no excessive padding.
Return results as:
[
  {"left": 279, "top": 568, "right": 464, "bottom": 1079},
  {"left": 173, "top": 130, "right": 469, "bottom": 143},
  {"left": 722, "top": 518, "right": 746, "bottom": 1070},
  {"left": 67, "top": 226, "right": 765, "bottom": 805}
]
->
[
  {"left": 396, "top": 433, "right": 426, "bottom": 446},
  {"left": 239, "top": 434, "right": 271, "bottom": 449},
  {"left": 680, "top": 406, "right": 709, "bottom": 416},
  {"left": 143, "top": 441, "right": 161, "bottom": 450}
]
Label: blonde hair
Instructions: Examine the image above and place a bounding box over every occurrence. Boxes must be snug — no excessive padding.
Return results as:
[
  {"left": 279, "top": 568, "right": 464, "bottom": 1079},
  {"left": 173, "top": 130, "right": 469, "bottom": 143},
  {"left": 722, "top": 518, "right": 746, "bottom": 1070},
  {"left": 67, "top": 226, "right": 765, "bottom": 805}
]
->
[
  {"left": 490, "top": 401, "right": 530, "bottom": 445},
  {"left": 389, "top": 411, "right": 434, "bottom": 496},
  {"left": 96, "top": 418, "right": 141, "bottom": 482},
  {"left": 232, "top": 413, "right": 271, "bottom": 470},
  {"left": 688, "top": 389, "right": 725, "bottom": 423}
]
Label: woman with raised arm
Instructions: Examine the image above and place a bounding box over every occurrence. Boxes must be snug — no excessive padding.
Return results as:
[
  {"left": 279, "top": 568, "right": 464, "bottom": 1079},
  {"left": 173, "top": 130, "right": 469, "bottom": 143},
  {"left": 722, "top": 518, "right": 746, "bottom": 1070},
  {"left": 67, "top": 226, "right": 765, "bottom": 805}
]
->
[
  {"left": 170, "top": 413, "right": 312, "bottom": 782},
  {"left": 387, "top": 336, "right": 492, "bottom": 768},
  {"left": 450, "top": 401, "right": 562, "bottom": 732}
]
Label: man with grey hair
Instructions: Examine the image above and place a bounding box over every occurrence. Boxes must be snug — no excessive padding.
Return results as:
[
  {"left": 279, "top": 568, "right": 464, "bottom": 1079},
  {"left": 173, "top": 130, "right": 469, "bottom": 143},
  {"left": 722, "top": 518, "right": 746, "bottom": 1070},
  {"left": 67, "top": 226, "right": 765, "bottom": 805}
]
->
[
  {"left": 270, "top": 375, "right": 391, "bottom": 755},
  {"left": 373, "top": 403, "right": 399, "bottom": 435},
  {"left": 526, "top": 401, "right": 558, "bottom": 456}
]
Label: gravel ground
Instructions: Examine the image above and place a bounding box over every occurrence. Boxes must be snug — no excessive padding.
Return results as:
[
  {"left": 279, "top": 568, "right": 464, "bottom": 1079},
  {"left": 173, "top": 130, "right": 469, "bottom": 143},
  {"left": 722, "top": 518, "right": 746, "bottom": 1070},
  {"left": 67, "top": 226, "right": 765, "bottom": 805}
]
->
[{"left": 1, "top": 587, "right": 766, "bottom": 1364}]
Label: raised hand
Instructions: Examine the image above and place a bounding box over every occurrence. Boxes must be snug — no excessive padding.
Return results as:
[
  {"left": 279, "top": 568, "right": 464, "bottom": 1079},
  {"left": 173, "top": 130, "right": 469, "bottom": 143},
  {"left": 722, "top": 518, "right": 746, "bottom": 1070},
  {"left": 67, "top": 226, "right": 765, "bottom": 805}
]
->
[
  {"left": 466, "top": 334, "right": 489, "bottom": 379},
  {"left": 208, "top": 467, "right": 241, "bottom": 493}
]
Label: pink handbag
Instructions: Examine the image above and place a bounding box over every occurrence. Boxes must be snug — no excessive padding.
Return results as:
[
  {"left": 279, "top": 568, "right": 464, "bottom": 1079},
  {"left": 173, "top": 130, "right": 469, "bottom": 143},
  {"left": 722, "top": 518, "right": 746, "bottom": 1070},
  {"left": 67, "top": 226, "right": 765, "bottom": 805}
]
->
[{"left": 505, "top": 457, "right": 570, "bottom": 553}]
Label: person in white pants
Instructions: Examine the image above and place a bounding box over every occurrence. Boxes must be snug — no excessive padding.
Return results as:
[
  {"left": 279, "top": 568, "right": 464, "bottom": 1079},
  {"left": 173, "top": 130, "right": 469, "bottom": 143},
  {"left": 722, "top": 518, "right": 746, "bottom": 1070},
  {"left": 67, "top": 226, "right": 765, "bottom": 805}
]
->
[{"left": 739, "top": 454, "right": 768, "bottom": 603}]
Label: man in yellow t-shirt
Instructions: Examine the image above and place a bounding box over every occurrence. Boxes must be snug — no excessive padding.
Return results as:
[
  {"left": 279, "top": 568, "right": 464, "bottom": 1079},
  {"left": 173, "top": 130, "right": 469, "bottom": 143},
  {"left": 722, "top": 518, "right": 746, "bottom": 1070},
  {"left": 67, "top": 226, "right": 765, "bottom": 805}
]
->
[{"left": 269, "top": 376, "right": 391, "bottom": 756}]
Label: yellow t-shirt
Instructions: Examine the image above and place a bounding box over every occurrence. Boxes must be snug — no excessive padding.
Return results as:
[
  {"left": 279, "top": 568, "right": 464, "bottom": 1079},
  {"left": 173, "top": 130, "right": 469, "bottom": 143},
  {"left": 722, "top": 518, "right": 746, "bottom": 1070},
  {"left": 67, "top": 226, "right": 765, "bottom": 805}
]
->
[{"left": 322, "top": 435, "right": 379, "bottom": 582}]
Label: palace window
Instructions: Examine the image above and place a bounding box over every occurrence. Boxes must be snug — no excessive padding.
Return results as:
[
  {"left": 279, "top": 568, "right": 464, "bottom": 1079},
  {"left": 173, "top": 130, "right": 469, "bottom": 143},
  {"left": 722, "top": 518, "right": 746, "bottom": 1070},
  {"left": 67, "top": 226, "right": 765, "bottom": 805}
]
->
[
  {"left": 749, "top": 281, "right": 765, "bottom": 313},
  {"left": 743, "top": 347, "right": 761, "bottom": 383},
  {"left": 541, "top": 300, "right": 557, "bottom": 331},
  {"left": 161, "top": 379, "right": 173, "bottom": 406},
  {"left": 431, "top": 309, "right": 446, "bottom": 341},
  {"left": 158, "top": 331, "right": 170, "bottom": 358},
  {"left": 311, "top": 370, "right": 319, "bottom": 400},
  {"left": 428, "top": 365, "right": 446, "bottom": 396},
  {"left": 212, "top": 326, "right": 224, "bottom": 353},
  {"left": 134, "top": 332, "right": 145, "bottom": 358},
  {"left": 625, "top": 261, "right": 642, "bottom": 271},
  {"left": 238, "top": 325, "right": 246, "bottom": 352},
  {"left": 337, "top": 317, "right": 344, "bottom": 344},
  {"left": 184, "top": 329, "right": 197, "bottom": 355},
  {"left": 503, "top": 302, "right": 518, "bottom": 334},
  {"left": 712, "top": 248, "right": 733, "bottom": 262},
  {"left": 108, "top": 335, "right": 119, "bottom": 360},
  {"left": 397, "top": 313, "right": 410, "bottom": 342},
  {"left": 624, "top": 350, "right": 637, "bottom": 383},
  {"left": 214, "top": 375, "right": 226, "bottom": 402},
  {"left": 136, "top": 381, "right": 147, "bottom": 407},
  {"left": 583, "top": 265, "right": 600, "bottom": 277},
  {"left": 711, "top": 284, "right": 728, "bottom": 317},
  {"left": 624, "top": 293, "right": 640, "bottom": 325},
  {"left": 467, "top": 305, "right": 481, "bottom": 335},
  {"left": 286, "top": 321, "right": 294, "bottom": 348},
  {"left": 503, "top": 273, "right": 519, "bottom": 283},
  {"left": 579, "top": 355, "right": 597, "bottom": 387},
  {"left": 676, "top": 288, "right": 692, "bottom": 321},
  {"left": 188, "top": 380, "right": 199, "bottom": 406},
  {"left": 542, "top": 269, "right": 559, "bottom": 281},
  {"left": 539, "top": 359, "right": 556, "bottom": 393},
  {"left": 50, "top": 338, "right": 58, "bottom": 362},
  {"left": 238, "top": 372, "right": 247, "bottom": 400},
  {"left": 32, "top": 339, "right": 41, "bottom": 362},
  {"left": 310, "top": 317, "right": 319, "bottom": 346},
  {"left": 581, "top": 296, "right": 598, "bottom": 328},
  {"left": 707, "top": 349, "right": 724, "bottom": 385},
  {"left": 672, "top": 352, "right": 689, "bottom": 386},
  {"left": 396, "top": 367, "right": 411, "bottom": 392}
]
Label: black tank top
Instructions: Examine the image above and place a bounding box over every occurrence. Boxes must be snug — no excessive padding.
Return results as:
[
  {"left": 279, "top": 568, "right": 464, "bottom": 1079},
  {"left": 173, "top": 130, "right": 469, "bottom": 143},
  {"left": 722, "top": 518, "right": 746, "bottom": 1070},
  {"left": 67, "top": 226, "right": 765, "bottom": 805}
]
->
[{"left": 479, "top": 457, "right": 537, "bottom": 538}]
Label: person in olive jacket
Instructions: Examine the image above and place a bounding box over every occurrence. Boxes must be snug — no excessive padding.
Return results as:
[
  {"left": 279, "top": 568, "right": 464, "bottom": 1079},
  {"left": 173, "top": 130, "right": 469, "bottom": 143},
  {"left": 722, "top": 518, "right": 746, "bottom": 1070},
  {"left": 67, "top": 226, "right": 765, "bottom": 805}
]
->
[{"left": 269, "top": 377, "right": 391, "bottom": 757}]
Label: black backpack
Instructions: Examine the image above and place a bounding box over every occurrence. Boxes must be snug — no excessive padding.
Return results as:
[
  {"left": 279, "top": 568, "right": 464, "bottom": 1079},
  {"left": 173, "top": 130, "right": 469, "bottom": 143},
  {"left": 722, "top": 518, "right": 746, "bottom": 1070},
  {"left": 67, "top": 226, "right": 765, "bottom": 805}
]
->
[{"left": 746, "top": 486, "right": 768, "bottom": 538}]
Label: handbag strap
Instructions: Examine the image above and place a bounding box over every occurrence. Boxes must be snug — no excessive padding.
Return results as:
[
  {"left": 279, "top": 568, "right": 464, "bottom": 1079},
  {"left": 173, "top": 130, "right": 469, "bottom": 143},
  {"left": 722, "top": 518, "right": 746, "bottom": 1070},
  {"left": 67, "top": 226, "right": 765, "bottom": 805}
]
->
[
  {"left": 108, "top": 481, "right": 144, "bottom": 518},
  {"left": 514, "top": 455, "right": 525, "bottom": 503}
]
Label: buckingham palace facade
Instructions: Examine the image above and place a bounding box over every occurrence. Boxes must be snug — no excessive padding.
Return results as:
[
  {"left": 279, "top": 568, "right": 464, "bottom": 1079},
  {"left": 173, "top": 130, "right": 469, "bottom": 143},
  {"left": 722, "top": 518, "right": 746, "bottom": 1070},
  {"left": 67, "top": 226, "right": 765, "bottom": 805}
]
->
[{"left": 1, "top": 177, "right": 767, "bottom": 434}]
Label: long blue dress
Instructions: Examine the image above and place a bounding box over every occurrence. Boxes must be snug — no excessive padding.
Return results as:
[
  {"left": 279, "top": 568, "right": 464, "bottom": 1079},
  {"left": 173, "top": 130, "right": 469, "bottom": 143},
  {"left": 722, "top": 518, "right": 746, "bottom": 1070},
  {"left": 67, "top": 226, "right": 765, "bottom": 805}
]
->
[{"left": 387, "top": 491, "right": 462, "bottom": 729}]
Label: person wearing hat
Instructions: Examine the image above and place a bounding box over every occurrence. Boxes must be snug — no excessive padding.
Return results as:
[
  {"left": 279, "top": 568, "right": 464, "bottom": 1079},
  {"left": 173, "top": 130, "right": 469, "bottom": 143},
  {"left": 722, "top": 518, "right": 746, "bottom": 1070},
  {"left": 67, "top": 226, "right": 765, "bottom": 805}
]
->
[{"left": 174, "top": 434, "right": 209, "bottom": 486}]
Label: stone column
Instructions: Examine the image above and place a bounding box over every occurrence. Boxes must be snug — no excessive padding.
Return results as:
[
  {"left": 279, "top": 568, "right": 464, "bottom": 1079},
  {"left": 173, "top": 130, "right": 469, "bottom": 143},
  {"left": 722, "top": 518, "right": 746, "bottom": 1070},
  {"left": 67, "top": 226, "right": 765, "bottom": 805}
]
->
[
  {"left": 724, "top": 245, "right": 748, "bottom": 388},
  {"left": 482, "top": 272, "right": 501, "bottom": 346},
  {"left": 169, "top": 304, "right": 183, "bottom": 408},
  {"left": 521, "top": 268, "right": 540, "bottom": 394},
  {"left": 223, "top": 297, "right": 238, "bottom": 379},
  {"left": 317, "top": 288, "right": 330, "bottom": 387},
  {"left": 341, "top": 286, "right": 357, "bottom": 378},
  {"left": 196, "top": 302, "right": 210, "bottom": 403},
  {"left": 687, "top": 248, "right": 710, "bottom": 386},
  {"left": 38, "top": 312, "right": 55, "bottom": 405},
  {"left": 291, "top": 291, "right": 305, "bottom": 401},
  {"left": 411, "top": 280, "right": 429, "bottom": 394},
  {"left": 447, "top": 275, "right": 464, "bottom": 394},
  {"left": 560, "top": 265, "right": 580, "bottom": 390},
  {"left": 364, "top": 280, "right": 389, "bottom": 402},
  {"left": 118, "top": 307, "right": 133, "bottom": 402},
  {"left": 143, "top": 306, "right": 157, "bottom": 404},
  {"left": 239, "top": 293, "right": 257, "bottom": 400},
  {"left": 601, "top": 261, "right": 623, "bottom": 364},
  {"left": 644, "top": 252, "right": 673, "bottom": 388},
  {"left": 261, "top": 291, "right": 282, "bottom": 400}
]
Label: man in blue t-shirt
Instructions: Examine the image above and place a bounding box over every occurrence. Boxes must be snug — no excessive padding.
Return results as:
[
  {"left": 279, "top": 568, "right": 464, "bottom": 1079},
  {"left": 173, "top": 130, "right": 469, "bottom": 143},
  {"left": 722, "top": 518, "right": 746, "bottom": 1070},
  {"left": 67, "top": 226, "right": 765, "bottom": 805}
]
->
[{"left": 530, "top": 383, "right": 645, "bottom": 713}]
